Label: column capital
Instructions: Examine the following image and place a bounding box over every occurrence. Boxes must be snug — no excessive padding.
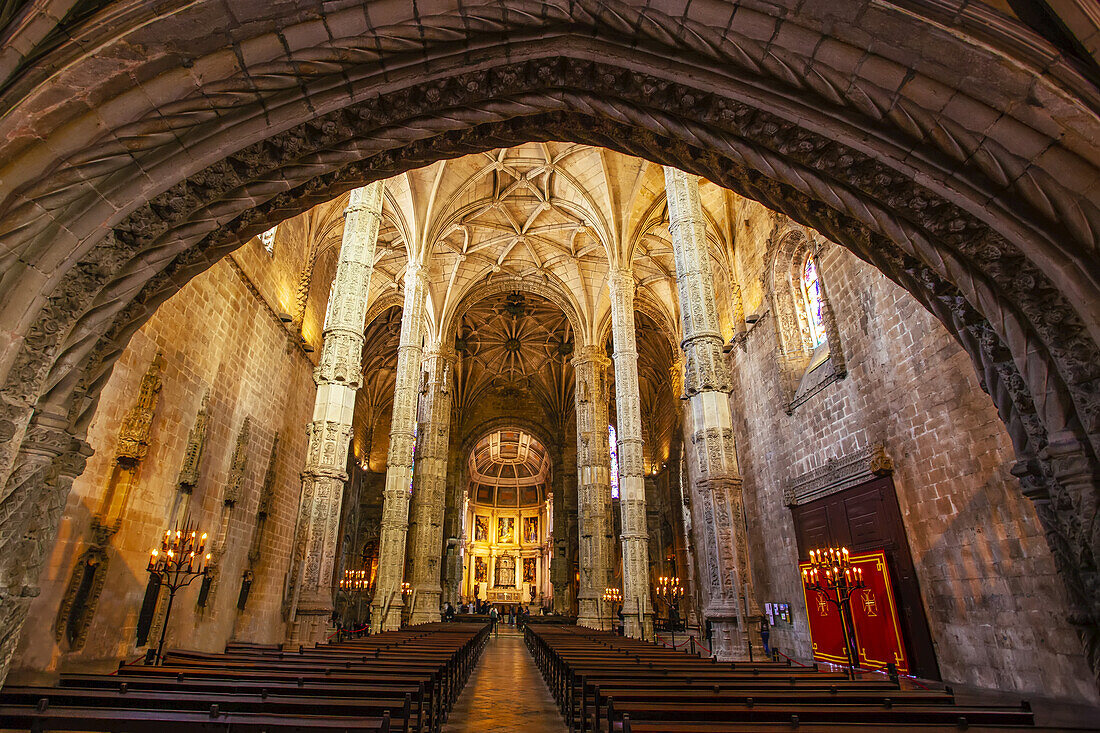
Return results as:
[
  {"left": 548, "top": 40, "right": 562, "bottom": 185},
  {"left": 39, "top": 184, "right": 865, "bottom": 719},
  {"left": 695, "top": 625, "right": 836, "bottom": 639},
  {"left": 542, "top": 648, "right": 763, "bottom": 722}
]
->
[
  {"left": 571, "top": 344, "right": 611, "bottom": 370},
  {"left": 345, "top": 181, "right": 384, "bottom": 216},
  {"left": 606, "top": 266, "right": 636, "bottom": 297}
]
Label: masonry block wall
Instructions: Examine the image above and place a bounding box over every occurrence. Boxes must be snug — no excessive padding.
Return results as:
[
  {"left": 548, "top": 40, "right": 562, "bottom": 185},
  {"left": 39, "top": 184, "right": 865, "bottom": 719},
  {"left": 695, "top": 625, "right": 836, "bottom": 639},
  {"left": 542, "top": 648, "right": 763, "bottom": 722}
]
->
[
  {"left": 728, "top": 231, "right": 1097, "bottom": 702},
  {"left": 11, "top": 239, "right": 317, "bottom": 681}
]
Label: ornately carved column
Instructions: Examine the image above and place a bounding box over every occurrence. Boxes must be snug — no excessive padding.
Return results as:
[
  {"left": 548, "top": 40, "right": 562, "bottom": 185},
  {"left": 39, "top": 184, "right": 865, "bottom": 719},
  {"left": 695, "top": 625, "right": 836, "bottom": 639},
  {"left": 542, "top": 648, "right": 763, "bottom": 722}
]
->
[
  {"left": 285, "top": 182, "right": 383, "bottom": 644},
  {"left": 607, "top": 268, "right": 655, "bottom": 640},
  {"left": 549, "top": 441, "right": 570, "bottom": 614},
  {"left": 0, "top": 405, "right": 91, "bottom": 686},
  {"left": 407, "top": 348, "right": 454, "bottom": 624},
  {"left": 572, "top": 346, "right": 614, "bottom": 630},
  {"left": 664, "top": 166, "right": 760, "bottom": 659},
  {"left": 371, "top": 264, "right": 429, "bottom": 632}
]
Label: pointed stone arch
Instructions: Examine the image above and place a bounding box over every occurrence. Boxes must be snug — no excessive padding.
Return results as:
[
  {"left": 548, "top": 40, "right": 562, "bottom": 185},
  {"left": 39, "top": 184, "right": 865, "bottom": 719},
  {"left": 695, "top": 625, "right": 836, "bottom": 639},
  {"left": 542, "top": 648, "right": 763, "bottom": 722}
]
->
[{"left": 0, "top": 0, "right": 1097, "bottom": 680}]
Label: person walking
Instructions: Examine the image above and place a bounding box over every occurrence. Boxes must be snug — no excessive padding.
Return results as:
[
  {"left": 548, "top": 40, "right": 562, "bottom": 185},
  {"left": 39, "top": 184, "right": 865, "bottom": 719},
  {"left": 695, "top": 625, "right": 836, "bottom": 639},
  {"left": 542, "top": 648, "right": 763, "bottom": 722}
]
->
[
  {"left": 759, "top": 617, "right": 771, "bottom": 657},
  {"left": 489, "top": 605, "right": 499, "bottom": 636}
]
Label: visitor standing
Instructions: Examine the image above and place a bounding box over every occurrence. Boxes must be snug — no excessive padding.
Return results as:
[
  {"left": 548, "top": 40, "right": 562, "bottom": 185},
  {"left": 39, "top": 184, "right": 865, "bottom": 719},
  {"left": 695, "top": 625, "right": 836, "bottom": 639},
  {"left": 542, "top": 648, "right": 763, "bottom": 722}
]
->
[{"left": 489, "top": 605, "right": 499, "bottom": 636}]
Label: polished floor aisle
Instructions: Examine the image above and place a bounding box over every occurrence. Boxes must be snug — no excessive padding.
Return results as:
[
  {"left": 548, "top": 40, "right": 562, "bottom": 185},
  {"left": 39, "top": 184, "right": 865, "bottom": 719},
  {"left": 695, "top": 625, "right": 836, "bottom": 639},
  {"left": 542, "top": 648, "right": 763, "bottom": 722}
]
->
[{"left": 442, "top": 627, "right": 568, "bottom": 733}]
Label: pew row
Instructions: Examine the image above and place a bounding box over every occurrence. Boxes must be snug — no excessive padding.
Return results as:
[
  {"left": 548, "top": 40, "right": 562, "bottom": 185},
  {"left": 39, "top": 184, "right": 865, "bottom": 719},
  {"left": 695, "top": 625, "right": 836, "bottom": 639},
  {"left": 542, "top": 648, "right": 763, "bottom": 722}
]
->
[
  {"left": 525, "top": 624, "right": 1036, "bottom": 733},
  {"left": 1, "top": 621, "right": 489, "bottom": 733}
]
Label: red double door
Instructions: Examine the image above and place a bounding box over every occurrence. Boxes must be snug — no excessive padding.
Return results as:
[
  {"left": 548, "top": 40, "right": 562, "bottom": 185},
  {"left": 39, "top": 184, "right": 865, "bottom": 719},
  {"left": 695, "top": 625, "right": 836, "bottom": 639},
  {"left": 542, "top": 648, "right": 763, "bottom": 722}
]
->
[
  {"left": 791, "top": 475, "right": 940, "bottom": 679},
  {"left": 799, "top": 550, "right": 910, "bottom": 673}
]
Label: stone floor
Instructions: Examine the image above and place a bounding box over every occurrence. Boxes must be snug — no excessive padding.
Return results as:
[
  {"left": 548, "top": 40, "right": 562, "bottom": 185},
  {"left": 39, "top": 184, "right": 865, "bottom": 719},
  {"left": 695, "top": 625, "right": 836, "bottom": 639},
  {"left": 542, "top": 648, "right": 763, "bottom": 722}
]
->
[{"left": 442, "top": 627, "right": 568, "bottom": 733}]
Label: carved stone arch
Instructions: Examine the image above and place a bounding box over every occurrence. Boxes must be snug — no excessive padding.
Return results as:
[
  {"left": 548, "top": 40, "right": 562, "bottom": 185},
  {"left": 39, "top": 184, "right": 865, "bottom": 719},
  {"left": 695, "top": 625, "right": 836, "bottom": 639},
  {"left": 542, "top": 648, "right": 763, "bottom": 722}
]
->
[
  {"left": 0, "top": 0, "right": 1098, "bottom": 681},
  {"left": 457, "top": 415, "right": 562, "bottom": 499},
  {"left": 363, "top": 293, "right": 405, "bottom": 334},
  {"left": 442, "top": 275, "right": 585, "bottom": 348},
  {"left": 594, "top": 288, "right": 679, "bottom": 360},
  {"left": 458, "top": 416, "right": 561, "bottom": 465}
]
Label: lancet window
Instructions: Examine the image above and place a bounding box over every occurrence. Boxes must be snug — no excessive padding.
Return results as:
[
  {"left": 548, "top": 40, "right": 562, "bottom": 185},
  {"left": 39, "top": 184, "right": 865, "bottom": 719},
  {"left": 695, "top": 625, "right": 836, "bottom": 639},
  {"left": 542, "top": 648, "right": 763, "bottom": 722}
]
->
[
  {"left": 765, "top": 227, "right": 846, "bottom": 410},
  {"left": 801, "top": 255, "right": 827, "bottom": 347},
  {"left": 259, "top": 225, "right": 277, "bottom": 256},
  {"left": 608, "top": 424, "right": 620, "bottom": 499}
]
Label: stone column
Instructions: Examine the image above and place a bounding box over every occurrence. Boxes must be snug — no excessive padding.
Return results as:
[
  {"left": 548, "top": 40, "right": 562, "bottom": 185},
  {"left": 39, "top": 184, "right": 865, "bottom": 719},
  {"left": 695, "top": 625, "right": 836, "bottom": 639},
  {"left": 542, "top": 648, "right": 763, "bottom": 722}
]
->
[
  {"left": 664, "top": 166, "right": 760, "bottom": 659},
  {"left": 285, "top": 182, "right": 383, "bottom": 644},
  {"left": 370, "top": 264, "right": 429, "bottom": 632},
  {"left": 407, "top": 348, "right": 454, "bottom": 624},
  {"left": 549, "top": 442, "right": 570, "bottom": 614},
  {"left": 572, "top": 346, "right": 614, "bottom": 629},
  {"left": 607, "top": 268, "right": 655, "bottom": 640}
]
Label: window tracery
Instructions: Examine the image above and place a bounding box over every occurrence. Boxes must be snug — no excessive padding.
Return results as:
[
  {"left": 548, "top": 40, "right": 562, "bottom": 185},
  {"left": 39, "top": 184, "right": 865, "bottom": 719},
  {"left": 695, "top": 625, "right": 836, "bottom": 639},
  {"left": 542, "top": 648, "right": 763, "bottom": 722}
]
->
[
  {"left": 801, "top": 254, "right": 827, "bottom": 348},
  {"left": 259, "top": 225, "right": 277, "bottom": 255},
  {"left": 765, "top": 227, "right": 846, "bottom": 410},
  {"left": 609, "top": 423, "right": 620, "bottom": 499}
]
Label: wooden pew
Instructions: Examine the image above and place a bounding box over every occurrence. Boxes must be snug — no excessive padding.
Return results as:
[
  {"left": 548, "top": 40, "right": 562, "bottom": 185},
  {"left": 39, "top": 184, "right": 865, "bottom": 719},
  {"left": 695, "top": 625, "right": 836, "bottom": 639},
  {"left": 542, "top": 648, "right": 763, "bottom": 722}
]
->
[
  {"left": 524, "top": 625, "right": 1036, "bottom": 733},
  {"left": 1, "top": 622, "right": 489, "bottom": 733},
  {"left": 0, "top": 704, "right": 392, "bottom": 732}
]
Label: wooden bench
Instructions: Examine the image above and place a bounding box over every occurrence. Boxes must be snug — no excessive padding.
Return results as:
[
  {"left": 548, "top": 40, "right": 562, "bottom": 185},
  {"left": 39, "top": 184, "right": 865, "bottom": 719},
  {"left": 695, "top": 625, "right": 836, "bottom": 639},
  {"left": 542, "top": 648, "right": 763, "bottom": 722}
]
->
[
  {"left": 524, "top": 625, "right": 1036, "bottom": 733},
  {"left": 1, "top": 622, "right": 489, "bottom": 733}
]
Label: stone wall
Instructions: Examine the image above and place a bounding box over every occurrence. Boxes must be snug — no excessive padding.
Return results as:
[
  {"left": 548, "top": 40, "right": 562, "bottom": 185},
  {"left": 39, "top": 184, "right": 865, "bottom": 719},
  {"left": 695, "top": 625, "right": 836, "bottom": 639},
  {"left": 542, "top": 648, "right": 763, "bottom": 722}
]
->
[
  {"left": 728, "top": 232, "right": 1097, "bottom": 702},
  {"left": 10, "top": 240, "right": 317, "bottom": 680}
]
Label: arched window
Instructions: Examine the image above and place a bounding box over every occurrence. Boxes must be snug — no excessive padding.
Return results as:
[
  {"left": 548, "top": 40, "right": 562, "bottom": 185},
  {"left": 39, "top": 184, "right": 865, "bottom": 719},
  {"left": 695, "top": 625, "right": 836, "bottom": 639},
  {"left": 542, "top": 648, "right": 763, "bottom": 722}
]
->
[
  {"left": 608, "top": 423, "right": 620, "bottom": 499},
  {"left": 801, "top": 254, "right": 827, "bottom": 347},
  {"left": 259, "top": 225, "right": 277, "bottom": 255},
  {"left": 765, "top": 227, "right": 847, "bottom": 411}
]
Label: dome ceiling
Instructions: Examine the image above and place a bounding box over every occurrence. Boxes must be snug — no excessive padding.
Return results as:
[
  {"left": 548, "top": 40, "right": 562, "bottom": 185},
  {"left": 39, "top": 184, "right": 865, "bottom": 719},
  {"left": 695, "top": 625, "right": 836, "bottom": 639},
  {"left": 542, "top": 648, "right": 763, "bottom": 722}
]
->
[{"left": 468, "top": 429, "right": 548, "bottom": 508}]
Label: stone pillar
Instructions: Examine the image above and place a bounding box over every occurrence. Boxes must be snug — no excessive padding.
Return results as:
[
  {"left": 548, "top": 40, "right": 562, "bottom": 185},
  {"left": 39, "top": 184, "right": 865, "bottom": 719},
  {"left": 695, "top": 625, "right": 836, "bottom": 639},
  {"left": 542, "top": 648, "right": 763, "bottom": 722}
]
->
[
  {"left": 607, "top": 268, "right": 655, "bottom": 640},
  {"left": 664, "top": 166, "right": 760, "bottom": 659},
  {"left": 370, "top": 264, "right": 429, "bottom": 632},
  {"left": 0, "top": 406, "right": 91, "bottom": 687},
  {"left": 285, "top": 182, "right": 383, "bottom": 644},
  {"left": 407, "top": 349, "right": 454, "bottom": 624},
  {"left": 548, "top": 442, "right": 567, "bottom": 614},
  {"left": 572, "top": 346, "right": 614, "bottom": 630}
]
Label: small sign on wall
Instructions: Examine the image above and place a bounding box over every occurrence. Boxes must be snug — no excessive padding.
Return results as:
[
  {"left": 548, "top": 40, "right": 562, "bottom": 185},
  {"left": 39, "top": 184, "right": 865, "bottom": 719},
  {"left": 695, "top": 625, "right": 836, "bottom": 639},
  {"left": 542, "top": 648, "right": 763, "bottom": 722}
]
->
[{"left": 765, "top": 602, "right": 793, "bottom": 626}]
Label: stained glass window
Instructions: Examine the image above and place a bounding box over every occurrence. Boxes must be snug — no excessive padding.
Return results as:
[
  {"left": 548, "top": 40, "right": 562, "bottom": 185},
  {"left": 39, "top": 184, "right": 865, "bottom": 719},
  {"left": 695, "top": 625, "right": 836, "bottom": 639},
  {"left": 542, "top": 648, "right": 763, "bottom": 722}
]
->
[
  {"left": 608, "top": 424, "right": 620, "bottom": 499},
  {"left": 408, "top": 424, "right": 418, "bottom": 495},
  {"left": 259, "top": 225, "right": 277, "bottom": 255},
  {"left": 802, "top": 255, "right": 827, "bottom": 347}
]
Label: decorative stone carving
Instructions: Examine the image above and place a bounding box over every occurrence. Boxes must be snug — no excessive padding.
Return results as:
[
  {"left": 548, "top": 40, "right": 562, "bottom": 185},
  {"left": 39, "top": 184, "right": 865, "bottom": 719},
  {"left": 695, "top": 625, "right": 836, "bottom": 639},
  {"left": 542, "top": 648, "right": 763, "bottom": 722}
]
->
[
  {"left": 201, "top": 417, "right": 253, "bottom": 616},
  {"left": 666, "top": 167, "right": 760, "bottom": 660},
  {"left": 372, "top": 263, "right": 429, "bottom": 633},
  {"left": 177, "top": 392, "right": 210, "bottom": 492},
  {"left": 572, "top": 345, "right": 614, "bottom": 630},
  {"left": 223, "top": 418, "right": 251, "bottom": 508},
  {"left": 285, "top": 182, "right": 383, "bottom": 644},
  {"left": 784, "top": 443, "right": 894, "bottom": 507},
  {"left": 407, "top": 349, "right": 455, "bottom": 624},
  {"left": 53, "top": 352, "right": 164, "bottom": 650},
  {"left": 114, "top": 353, "right": 164, "bottom": 467},
  {"left": 607, "top": 267, "right": 655, "bottom": 640}
]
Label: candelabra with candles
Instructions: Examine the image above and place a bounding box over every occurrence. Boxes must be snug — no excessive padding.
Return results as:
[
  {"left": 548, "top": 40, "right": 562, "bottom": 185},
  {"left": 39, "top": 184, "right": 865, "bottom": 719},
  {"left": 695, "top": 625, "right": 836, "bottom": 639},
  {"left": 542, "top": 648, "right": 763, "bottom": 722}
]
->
[
  {"left": 802, "top": 546, "right": 864, "bottom": 679},
  {"left": 602, "top": 587, "right": 622, "bottom": 632},
  {"left": 146, "top": 524, "right": 210, "bottom": 665},
  {"left": 339, "top": 569, "right": 373, "bottom": 627},
  {"left": 655, "top": 576, "right": 684, "bottom": 635}
]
